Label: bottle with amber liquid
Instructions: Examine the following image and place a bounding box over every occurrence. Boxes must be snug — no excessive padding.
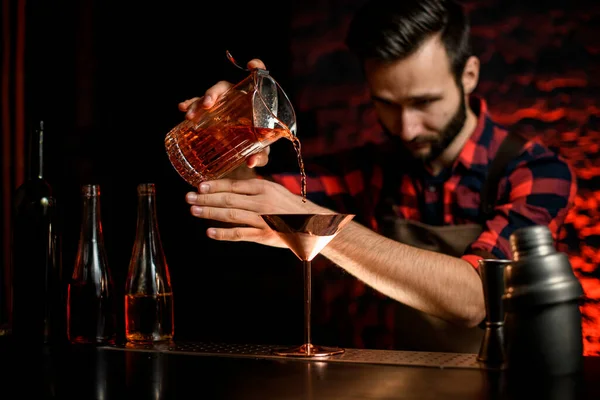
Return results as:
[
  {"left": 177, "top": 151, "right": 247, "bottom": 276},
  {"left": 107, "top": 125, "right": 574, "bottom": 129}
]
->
[
  {"left": 125, "top": 183, "right": 174, "bottom": 343},
  {"left": 11, "top": 120, "right": 65, "bottom": 345},
  {"left": 67, "top": 184, "right": 117, "bottom": 344}
]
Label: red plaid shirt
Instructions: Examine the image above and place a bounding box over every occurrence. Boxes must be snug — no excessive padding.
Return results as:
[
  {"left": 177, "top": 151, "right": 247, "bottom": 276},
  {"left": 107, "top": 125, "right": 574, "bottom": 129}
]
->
[
  {"left": 268, "top": 96, "right": 577, "bottom": 348},
  {"left": 271, "top": 96, "right": 576, "bottom": 266}
]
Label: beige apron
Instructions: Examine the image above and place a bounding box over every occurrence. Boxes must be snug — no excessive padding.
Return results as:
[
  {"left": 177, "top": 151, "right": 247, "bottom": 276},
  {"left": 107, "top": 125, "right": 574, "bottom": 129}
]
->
[
  {"left": 373, "top": 131, "right": 526, "bottom": 353},
  {"left": 380, "top": 217, "right": 484, "bottom": 353}
]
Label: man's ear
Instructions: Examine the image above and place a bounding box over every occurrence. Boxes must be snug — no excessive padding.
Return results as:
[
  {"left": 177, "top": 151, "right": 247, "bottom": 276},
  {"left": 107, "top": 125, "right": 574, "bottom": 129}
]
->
[{"left": 462, "top": 56, "right": 480, "bottom": 95}]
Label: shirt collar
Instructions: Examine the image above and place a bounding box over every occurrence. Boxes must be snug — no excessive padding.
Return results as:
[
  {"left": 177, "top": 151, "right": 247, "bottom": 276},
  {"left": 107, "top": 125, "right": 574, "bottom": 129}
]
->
[{"left": 454, "top": 95, "right": 493, "bottom": 170}]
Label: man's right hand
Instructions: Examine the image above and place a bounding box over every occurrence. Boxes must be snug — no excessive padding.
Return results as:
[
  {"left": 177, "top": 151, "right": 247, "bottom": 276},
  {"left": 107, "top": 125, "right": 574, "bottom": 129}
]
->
[{"left": 178, "top": 58, "right": 270, "bottom": 169}]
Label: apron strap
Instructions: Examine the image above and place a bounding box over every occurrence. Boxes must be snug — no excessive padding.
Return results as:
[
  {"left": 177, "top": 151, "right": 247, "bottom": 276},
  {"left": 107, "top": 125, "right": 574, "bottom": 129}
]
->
[{"left": 479, "top": 132, "right": 528, "bottom": 224}]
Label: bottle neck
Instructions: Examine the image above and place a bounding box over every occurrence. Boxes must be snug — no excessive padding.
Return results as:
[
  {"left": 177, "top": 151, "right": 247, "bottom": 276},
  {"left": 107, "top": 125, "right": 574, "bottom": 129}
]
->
[
  {"left": 134, "top": 184, "right": 164, "bottom": 253},
  {"left": 27, "top": 120, "right": 45, "bottom": 181},
  {"left": 79, "top": 186, "right": 104, "bottom": 244},
  {"left": 127, "top": 183, "right": 171, "bottom": 296}
]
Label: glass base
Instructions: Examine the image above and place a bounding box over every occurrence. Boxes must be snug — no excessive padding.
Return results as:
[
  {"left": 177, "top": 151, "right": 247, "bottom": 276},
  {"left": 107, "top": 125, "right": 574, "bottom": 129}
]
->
[{"left": 272, "top": 343, "right": 344, "bottom": 357}]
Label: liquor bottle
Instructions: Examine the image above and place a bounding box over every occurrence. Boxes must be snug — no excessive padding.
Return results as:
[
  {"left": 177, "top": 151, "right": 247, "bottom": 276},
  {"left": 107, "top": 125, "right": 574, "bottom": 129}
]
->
[
  {"left": 125, "top": 183, "right": 174, "bottom": 343},
  {"left": 11, "top": 120, "right": 65, "bottom": 345},
  {"left": 67, "top": 184, "right": 117, "bottom": 344}
]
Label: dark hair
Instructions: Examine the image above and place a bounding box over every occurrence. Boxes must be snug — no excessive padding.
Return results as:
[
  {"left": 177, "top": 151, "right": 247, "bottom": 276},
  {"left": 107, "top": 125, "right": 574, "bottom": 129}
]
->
[{"left": 345, "top": 0, "right": 472, "bottom": 83}]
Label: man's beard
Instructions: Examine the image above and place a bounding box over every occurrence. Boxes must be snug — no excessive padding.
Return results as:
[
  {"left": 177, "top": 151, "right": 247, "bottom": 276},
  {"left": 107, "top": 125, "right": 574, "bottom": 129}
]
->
[{"left": 382, "top": 93, "right": 467, "bottom": 164}]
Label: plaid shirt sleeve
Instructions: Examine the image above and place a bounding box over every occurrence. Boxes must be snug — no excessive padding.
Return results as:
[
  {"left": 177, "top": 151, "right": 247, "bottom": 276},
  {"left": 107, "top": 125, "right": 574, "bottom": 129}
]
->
[
  {"left": 463, "top": 139, "right": 578, "bottom": 268},
  {"left": 266, "top": 144, "right": 382, "bottom": 223},
  {"left": 268, "top": 167, "right": 354, "bottom": 213}
]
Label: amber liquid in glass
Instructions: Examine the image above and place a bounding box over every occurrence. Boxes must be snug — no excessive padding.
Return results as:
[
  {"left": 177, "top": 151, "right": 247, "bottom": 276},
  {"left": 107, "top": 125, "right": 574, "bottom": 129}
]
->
[
  {"left": 125, "top": 293, "right": 174, "bottom": 343},
  {"left": 166, "top": 122, "right": 307, "bottom": 201},
  {"left": 67, "top": 282, "right": 116, "bottom": 344}
]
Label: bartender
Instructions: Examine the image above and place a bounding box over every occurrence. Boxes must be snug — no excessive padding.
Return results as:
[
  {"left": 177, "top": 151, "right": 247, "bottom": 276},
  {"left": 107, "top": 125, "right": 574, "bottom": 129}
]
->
[{"left": 179, "top": 0, "right": 577, "bottom": 352}]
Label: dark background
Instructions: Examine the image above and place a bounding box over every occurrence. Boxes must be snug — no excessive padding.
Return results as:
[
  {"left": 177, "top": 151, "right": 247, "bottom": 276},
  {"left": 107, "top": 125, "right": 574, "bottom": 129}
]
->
[
  {"left": 2, "top": 0, "right": 600, "bottom": 354},
  {"left": 19, "top": 0, "right": 302, "bottom": 347}
]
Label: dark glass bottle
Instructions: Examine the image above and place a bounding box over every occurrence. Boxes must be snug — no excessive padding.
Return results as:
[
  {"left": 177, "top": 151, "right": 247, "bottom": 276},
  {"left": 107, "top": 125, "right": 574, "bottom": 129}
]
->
[
  {"left": 67, "top": 184, "right": 116, "bottom": 344},
  {"left": 125, "top": 183, "right": 174, "bottom": 343},
  {"left": 11, "top": 120, "right": 65, "bottom": 345}
]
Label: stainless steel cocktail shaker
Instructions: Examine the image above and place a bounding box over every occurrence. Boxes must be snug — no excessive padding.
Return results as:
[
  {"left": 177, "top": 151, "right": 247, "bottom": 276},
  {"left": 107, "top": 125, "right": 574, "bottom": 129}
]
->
[{"left": 503, "top": 225, "right": 584, "bottom": 376}]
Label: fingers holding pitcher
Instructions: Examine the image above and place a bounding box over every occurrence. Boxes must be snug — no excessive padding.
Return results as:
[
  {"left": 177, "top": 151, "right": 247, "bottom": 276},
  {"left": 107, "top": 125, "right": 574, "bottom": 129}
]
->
[
  {"left": 246, "top": 147, "right": 271, "bottom": 168},
  {"left": 176, "top": 56, "right": 266, "bottom": 118},
  {"left": 178, "top": 79, "right": 234, "bottom": 120},
  {"left": 194, "top": 58, "right": 267, "bottom": 115},
  {"left": 167, "top": 54, "right": 294, "bottom": 190},
  {"left": 177, "top": 97, "right": 200, "bottom": 112},
  {"left": 247, "top": 59, "right": 267, "bottom": 71}
]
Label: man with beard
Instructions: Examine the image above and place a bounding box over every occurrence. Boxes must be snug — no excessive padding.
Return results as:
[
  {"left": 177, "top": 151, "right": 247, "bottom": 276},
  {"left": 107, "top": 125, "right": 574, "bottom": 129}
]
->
[{"left": 179, "top": 0, "right": 577, "bottom": 352}]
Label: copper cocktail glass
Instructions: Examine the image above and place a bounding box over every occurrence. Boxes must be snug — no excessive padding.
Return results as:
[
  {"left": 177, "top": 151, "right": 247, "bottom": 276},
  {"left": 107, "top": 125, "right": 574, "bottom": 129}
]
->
[{"left": 260, "top": 213, "right": 354, "bottom": 357}]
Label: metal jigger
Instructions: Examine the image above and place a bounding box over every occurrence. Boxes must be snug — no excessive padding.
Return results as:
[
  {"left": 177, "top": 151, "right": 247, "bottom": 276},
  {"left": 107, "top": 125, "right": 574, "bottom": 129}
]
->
[{"left": 477, "top": 259, "right": 512, "bottom": 367}]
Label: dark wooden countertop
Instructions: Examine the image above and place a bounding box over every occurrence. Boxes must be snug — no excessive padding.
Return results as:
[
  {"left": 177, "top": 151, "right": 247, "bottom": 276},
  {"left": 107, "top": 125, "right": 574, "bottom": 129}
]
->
[{"left": 0, "top": 340, "right": 598, "bottom": 399}]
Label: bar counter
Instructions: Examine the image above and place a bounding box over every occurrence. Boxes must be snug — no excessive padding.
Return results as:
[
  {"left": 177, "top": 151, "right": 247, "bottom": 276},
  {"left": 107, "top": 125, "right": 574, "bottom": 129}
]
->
[{"left": 1, "top": 339, "right": 599, "bottom": 399}]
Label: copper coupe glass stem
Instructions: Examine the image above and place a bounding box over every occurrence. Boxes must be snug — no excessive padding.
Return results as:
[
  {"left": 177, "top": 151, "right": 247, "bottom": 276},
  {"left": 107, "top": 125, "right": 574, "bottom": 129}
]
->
[{"left": 303, "top": 260, "right": 312, "bottom": 351}]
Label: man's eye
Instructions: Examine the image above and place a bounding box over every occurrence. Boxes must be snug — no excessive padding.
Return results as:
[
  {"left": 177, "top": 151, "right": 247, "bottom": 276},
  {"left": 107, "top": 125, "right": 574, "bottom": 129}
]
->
[{"left": 413, "top": 99, "right": 433, "bottom": 107}]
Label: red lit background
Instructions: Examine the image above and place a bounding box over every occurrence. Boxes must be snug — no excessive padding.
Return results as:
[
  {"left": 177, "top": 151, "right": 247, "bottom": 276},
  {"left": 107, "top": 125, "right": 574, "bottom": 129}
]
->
[
  {"left": 1, "top": 0, "right": 599, "bottom": 355},
  {"left": 285, "top": 0, "right": 600, "bottom": 355}
]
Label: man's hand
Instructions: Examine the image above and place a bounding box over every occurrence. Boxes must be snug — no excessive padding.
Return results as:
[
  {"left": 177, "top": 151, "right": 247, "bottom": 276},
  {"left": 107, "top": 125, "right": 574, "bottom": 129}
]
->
[
  {"left": 185, "top": 178, "right": 329, "bottom": 246},
  {"left": 178, "top": 59, "right": 270, "bottom": 170}
]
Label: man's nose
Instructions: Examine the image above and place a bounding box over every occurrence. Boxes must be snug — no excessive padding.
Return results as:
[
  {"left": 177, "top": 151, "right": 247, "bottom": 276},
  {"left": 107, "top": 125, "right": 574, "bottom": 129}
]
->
[{"left": 398, "top": 109, "right": 421, "bottom": 142}]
